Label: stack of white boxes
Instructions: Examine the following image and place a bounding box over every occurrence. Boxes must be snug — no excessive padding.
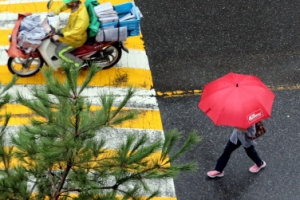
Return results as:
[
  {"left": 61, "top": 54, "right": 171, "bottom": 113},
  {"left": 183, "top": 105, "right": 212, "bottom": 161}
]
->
[{"left": 94, "top": 2, "right": 127, "bottom": 42}]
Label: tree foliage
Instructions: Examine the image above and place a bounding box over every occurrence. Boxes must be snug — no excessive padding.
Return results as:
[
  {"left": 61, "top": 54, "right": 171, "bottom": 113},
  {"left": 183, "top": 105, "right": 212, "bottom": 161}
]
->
[{"left": 0, "top": 65, "right": 200, "bottom": 200}]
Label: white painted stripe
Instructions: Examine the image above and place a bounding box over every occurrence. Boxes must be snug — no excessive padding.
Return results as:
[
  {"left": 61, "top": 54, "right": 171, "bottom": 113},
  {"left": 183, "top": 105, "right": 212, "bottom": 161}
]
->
[
  {"left": 0, "top": 46, "right": 149, "bottom": 70},
  {"left": 0, "top": 46, "right": 9, "bottom": 65},
  {"left": 139, "top": 178, "right": 176, "bottom": 197},
  {"left": 4, "top": 126, "right": 165, "bottom": 148},
  {"left": 7, "top": 85, "right": 158, "bottom": 109},
  {"left": 116, "top": 49, "right": 150, "bottom": 69},
  {"left": 25, "top": 175, "right": 176, "bottom": 197},
  {"left": 0, "top": 12, "right": 18, "bottom": 28}
]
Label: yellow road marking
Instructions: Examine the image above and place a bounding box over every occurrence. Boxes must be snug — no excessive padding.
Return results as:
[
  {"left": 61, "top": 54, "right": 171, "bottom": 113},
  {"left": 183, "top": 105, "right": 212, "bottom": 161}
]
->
[
  {"left": 157, "top": 90, "right": 203, "bottom": 98},
  {"left": 157, "top": 84, "right": 300, "bottom": 98},
  {"left": 1, "top": 104, "right": 163, "bottom": 130},
  {"left": 0, "top": 66, "right": 153, "bottom": 89},
  {"left": 124, "top": 34, "right": 145, "bottom": 50},
  {"left": 0, "top": 148, "right": 169, "bottom": 169},
  {"left": 0, "top": 29, "right": 10, "bottom": 45}
]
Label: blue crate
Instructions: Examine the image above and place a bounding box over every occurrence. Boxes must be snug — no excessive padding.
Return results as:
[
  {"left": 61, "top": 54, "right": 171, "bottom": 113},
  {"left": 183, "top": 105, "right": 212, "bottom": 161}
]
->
[
  {"left": 115, "top": 2, "right": 140, "bottom": 36},
  {"left": 100, "top": 2, "right": 141, "bottom": 36},
  {"left": 114, "top": 2, "right": 137, "bottom": 15}
]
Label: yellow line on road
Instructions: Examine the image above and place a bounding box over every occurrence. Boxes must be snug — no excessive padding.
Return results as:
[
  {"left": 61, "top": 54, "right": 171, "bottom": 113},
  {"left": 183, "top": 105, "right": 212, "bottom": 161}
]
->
[
  {"left": 1, "top": 104, "right": 163, "bottom": 130},
  {"left": 157, "top": 84, "right": 300, "bottom": 98},
  {"left": 156, "top": 90, "right": 203, "bottom": 98},
  {"left": 0, "top": 66, "right": 153, "bottom": 89}
]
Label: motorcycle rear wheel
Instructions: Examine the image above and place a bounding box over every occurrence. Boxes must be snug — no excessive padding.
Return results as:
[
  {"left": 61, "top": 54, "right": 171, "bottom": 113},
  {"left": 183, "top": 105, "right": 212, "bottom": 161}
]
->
[
  {"left": 91, "top": 43, "right": 122, "bottom": 69},
  {"left": 7, "top": 56, "right": 44, "bottom": 77}
]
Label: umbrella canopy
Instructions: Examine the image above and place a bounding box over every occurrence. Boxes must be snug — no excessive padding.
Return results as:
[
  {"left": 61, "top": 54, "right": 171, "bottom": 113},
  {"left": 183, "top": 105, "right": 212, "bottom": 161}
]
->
[{"left": 198, "top": 72, "right": 275, "bottom": 129}]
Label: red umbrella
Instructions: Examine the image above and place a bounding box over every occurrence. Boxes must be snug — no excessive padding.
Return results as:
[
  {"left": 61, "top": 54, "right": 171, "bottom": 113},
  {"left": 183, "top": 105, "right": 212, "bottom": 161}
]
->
[{"left": 198, "top": 72, "right": 275, "bottom": 129}]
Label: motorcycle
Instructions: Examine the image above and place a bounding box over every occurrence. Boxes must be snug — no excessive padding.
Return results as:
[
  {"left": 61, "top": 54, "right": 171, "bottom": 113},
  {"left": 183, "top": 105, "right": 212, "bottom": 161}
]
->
[{"left": 6, "top": 12, "right": 128, "bottom": 77}]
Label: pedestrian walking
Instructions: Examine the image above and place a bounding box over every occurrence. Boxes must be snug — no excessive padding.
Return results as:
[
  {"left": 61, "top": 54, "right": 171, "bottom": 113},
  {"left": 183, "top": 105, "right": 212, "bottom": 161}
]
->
[
  {"left": 197, "top": 73, "right": 275, "bottom": 178},
  {"left": 207, "top": 124, "right": 266, "bottom": 178}
]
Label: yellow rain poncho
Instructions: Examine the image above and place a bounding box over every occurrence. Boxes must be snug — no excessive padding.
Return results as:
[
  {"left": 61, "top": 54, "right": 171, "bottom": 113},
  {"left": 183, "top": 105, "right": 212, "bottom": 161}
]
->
[{"left": 53, "top": 2, "right": 89, "bottom": 48}]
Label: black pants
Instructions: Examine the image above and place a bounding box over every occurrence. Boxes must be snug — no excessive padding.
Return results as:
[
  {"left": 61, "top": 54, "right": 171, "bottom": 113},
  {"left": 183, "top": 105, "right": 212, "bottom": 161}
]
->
[{"left": 215, "top": 140, "right": 263, "bottom": 172}]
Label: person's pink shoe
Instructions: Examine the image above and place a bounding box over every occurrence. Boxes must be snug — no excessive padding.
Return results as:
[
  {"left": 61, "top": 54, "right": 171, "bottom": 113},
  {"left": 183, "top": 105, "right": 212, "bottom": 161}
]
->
[
  {"left": 207, "top": 170, "right": 224, "bottom": 178},
  {"left": 249, "top": 161, "right": 266, "bottom": 173}
]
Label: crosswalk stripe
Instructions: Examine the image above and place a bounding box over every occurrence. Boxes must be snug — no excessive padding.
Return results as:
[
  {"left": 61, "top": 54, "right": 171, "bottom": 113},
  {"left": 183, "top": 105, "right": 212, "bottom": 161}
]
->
[
  {"left": 7, "top": 85, "right": 158, "bottom": 109},
  {"left": 1, "top": 104, "right": 163, "bottom": 130},
  {"left": 0, "top": 148, "right": 169, "bottom": 169},
  {"left": 4, "top": 126, "right": 164, "bottom": 149},
  {"left": 0, "top": 64, "right": 153, "bottom": 89},
  {"left": 0, "top": 0, "right": 177, "bottom": 199}
]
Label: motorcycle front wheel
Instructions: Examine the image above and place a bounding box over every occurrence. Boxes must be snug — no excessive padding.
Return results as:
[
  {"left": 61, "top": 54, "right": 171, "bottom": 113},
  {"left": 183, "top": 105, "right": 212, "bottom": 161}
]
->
[
  {"left": 91, "top": 43, "right": 122, "bottom": 69},
  {"left": 7, "top": 56, "right": 44, "bottom": 77}
]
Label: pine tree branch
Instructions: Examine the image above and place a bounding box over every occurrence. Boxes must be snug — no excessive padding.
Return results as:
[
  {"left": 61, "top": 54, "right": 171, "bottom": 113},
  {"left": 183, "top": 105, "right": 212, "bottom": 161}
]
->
[
  {"left": 63, "top": 64, "right": 78, "bottom": 96},
  {"left": 0, "top": 114, "right": 11, "bottom": 136},
  {"left": 29, "top": 180, "right": 38, "bottom": 196},
  {"left": 54, "top": 162, "right": 72, "bottom": 199},
  {"left": 48, "top": 170, "right": 56, "bottom": 192},
  {"left": 116, "top": 188, "right": 136, "bottom": 199},
  {"left": 0, "top": 75, "right": 17, "bottom": 95},
  {"left": 109, "top": 88, "right": 135, "bottom": 120},
  {"left": 115, "top": 173, "right": 144, "bottom": 187},
  {"left": 165, "top": 131, "right": 200, "bottom": 164},
  {"left": 78, "top": 65, "right": 100, "bottom": 95}
]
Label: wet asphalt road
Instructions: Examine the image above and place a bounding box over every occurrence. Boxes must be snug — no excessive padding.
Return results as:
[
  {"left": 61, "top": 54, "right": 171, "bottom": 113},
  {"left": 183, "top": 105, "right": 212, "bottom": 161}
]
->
[
  {"left": 157, "top": 91, "right": 300, "bottom": 200},
  {"left": 136, "top": 0, "right": 300, "bottom": 91},
  {"left": 134, "top": 0, "right": 300, "bottom": 199}
]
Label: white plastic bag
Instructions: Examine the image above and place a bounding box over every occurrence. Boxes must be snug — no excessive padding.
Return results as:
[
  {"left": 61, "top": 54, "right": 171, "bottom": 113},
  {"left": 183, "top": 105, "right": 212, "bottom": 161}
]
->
[{"left": 20, "top": 14, "right": 41, "bottom": 32}]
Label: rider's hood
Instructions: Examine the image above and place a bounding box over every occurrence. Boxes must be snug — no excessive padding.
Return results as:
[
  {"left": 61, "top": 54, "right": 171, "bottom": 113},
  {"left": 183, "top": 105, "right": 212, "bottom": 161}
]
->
[{"left": 62, "top": 0, "right": 78, "bottom": 4}]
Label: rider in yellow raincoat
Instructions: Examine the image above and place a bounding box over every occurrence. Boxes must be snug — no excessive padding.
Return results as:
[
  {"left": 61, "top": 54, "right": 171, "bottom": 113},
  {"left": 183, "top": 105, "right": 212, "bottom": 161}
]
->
[{"left": 51, "top": 0, "right": 89, "bottom": 68}]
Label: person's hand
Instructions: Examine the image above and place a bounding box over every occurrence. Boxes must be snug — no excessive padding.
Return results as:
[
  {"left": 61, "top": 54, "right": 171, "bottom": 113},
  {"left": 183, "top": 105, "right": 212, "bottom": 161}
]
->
[
  {"left": 56, "top": 29, "right": 64, "bottom": 37},
  {"left": 48, "top": 11, "right": 56, "bottom": 16},
  {"left": 52, "top": 35, "right": 59, "bottom": 41}
]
